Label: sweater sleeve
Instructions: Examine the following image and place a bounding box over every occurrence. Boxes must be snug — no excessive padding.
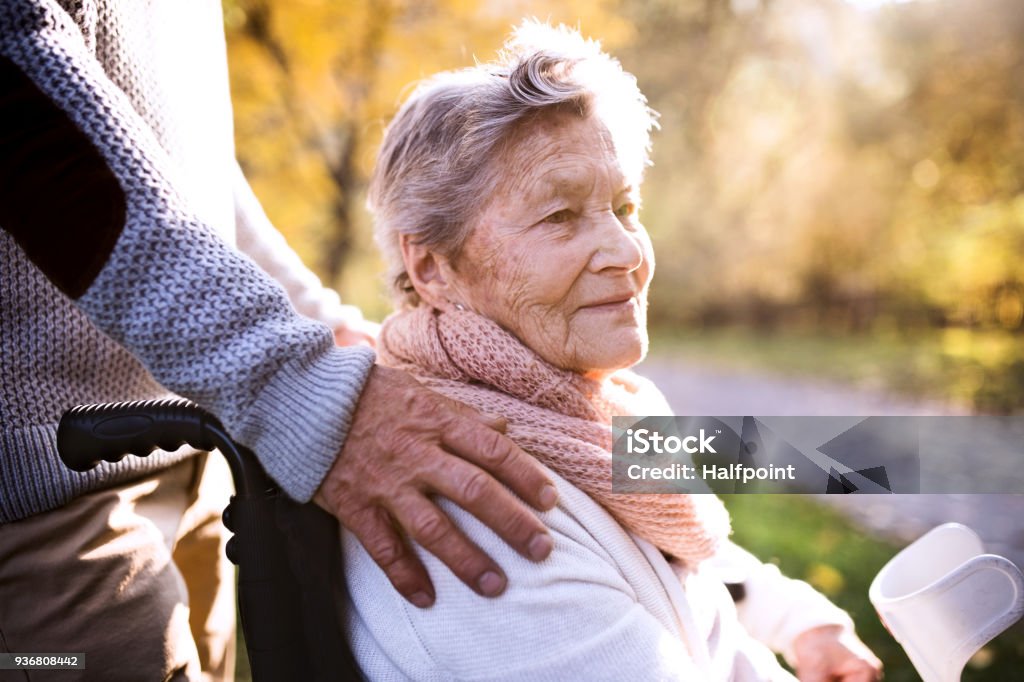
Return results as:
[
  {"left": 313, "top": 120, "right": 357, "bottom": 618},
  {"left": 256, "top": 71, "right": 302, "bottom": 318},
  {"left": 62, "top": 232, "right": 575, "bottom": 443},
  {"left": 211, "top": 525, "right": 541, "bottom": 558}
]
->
[
  {"left": 231, "top": 161, "right": 369, "bottom": 332},
  {"left": 0, "top": 0, "right": 375, "bottom": 501},
  {"left": 721, "top": 541, "right": 855, "bottom": 667}
]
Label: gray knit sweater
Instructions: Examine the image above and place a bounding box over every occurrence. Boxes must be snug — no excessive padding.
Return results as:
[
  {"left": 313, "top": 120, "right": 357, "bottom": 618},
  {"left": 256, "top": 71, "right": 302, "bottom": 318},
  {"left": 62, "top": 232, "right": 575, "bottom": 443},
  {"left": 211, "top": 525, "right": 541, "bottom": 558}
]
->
[{"left": 0, "top": 0, "right": 376, "bottom": 522}]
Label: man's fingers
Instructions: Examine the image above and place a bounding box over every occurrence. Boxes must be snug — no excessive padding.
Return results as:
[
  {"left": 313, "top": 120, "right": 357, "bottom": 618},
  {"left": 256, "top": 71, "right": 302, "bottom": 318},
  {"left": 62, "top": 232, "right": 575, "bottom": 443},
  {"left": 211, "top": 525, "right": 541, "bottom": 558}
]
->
[
  {"left": 323, "top": 368, "right": 558, "bottom": 605},
  {"left": 426, "top": 453, "right": 553, "bottom": 563},
  {"left": 474, "top": 411, "right": 508, "bottom": 433},
  {"left": 442, "top": 414, "right": 558, "bottom": 512},
  {"left": 437, "top": 394, "right": 508, "bottom": 432},
  {"left": 347, "top": 504, "right": 436, "bottom": 608},
  {"left": 390, "top": 491, "right": 508, "bottom": 598}
]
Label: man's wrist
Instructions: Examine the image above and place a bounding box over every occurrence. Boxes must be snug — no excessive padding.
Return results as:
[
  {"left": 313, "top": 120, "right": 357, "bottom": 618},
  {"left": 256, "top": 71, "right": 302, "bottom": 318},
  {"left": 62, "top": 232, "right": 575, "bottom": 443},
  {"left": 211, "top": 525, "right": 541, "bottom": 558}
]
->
[{"left": 234, "top": 345, "right": 377, "bottom": 501}]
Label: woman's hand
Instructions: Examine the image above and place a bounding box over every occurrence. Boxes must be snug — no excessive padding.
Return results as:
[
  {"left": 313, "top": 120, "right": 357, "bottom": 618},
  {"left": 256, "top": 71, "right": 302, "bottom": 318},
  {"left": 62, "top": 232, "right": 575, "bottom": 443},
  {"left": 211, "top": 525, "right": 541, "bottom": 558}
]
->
[{"left": 792, "top": 624, "right": 883, "bottom": 682}]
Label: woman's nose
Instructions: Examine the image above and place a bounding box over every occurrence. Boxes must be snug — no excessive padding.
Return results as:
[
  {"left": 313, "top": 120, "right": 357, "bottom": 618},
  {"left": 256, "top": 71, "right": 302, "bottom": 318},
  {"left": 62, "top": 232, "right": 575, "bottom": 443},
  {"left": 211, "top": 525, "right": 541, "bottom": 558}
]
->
[{"left": 588, "top": 211, "right": 645, "bottom": 273}]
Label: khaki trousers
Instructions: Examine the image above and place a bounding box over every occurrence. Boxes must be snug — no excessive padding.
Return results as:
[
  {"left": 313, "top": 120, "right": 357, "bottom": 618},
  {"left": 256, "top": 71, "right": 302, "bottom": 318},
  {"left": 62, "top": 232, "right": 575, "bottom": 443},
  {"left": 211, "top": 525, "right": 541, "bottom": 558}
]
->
[{"left": 0, "top": 453, "right": 236, "bottom": 682}]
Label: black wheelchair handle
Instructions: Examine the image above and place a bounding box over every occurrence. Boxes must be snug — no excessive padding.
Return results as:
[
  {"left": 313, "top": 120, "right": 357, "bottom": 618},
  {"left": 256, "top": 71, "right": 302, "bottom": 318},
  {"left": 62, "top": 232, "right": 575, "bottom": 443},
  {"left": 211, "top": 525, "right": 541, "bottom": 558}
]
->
[
  {"left": 56, "top": 400, "right": 361, "bottom": 680},
  {"left": 58, "top": 398, "right": 217, "bottom": 472}
]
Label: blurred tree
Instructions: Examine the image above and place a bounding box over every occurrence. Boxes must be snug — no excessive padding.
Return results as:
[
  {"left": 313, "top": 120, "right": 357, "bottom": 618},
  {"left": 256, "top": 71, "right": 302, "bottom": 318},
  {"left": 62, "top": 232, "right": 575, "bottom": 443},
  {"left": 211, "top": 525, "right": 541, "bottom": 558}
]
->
[
  {"left": 224, "top": 0, "right": 1024, "bottom": 408},
  {"left": 615, "top": 0, "right": 1024, "bottom": 334},
  {"left": 880, "top": 0, "right": 1024, "bottom": 330}
]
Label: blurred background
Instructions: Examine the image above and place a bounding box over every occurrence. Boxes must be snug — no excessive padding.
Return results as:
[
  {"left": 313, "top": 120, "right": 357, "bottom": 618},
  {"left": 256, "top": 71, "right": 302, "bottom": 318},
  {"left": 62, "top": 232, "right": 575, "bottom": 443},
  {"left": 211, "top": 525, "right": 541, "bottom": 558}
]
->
[{"left": 222, "top": 0, "right": 1024, "bottom": 678}]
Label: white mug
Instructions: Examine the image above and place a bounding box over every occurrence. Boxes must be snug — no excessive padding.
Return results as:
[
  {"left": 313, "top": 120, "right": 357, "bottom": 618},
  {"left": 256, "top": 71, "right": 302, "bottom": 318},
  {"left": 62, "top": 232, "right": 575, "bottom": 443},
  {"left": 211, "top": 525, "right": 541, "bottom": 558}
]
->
[{"left": 869, "top": 523, "right": 1024, "bottom": 682}]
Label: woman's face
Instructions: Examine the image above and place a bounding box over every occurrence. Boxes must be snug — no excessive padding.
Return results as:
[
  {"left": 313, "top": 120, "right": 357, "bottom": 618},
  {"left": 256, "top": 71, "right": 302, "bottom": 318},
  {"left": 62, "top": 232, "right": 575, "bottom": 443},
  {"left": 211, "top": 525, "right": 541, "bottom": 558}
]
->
[{"left": 446, "top": 113, "right": 654, "bottom": 379}]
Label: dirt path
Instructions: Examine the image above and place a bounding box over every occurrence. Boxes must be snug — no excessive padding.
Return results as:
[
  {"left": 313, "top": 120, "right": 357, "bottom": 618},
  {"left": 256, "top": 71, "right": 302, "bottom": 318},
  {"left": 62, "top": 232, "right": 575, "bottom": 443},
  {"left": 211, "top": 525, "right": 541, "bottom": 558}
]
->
[
  {"left": 634, "top": 355, "right": 1024, "bottom": 570},
  {"left": 635, "top": 355, "right": 966, "bottom": 416}
]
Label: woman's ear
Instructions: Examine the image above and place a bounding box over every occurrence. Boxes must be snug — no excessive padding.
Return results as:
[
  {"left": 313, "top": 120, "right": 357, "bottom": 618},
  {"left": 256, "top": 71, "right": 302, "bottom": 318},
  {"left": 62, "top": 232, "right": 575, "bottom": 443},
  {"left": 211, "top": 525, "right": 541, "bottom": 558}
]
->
[{"left": 400, "top": 233, "right": 457, "bottom": 309}]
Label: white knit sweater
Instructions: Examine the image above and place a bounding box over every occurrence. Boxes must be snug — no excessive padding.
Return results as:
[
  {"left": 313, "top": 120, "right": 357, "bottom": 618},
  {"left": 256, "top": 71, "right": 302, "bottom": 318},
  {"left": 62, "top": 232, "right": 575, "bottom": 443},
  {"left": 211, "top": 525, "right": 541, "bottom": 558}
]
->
[{"left": 343, "top": 469, "right": 853, "bottom": 681}]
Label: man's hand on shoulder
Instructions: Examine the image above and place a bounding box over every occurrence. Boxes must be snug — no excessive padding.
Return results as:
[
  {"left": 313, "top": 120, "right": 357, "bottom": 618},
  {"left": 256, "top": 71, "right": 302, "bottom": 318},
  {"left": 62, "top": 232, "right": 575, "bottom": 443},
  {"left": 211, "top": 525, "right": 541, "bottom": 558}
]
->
[{"left": 314, "top": 365, "right": 558, "bottom": 608}]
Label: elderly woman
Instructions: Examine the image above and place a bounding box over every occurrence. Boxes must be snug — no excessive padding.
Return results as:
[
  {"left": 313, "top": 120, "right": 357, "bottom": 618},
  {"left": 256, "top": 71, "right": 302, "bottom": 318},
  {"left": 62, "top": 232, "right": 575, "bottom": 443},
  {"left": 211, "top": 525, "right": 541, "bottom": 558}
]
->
[{"left": 342, "top": 22, "right": 882, "bottom": 681}]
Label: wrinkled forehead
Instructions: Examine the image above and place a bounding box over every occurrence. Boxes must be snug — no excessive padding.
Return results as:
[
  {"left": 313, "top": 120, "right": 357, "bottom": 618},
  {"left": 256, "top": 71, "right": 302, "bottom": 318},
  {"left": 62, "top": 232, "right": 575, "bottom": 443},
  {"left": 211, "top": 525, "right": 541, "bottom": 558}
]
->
[{"left": 492, "top": 112, "right": 634, "bottom": 197}]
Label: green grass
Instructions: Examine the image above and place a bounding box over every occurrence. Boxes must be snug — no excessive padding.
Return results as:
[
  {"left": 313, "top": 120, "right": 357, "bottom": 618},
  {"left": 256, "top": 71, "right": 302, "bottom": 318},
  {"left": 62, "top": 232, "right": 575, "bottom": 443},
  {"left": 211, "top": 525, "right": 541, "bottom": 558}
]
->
[
  {"left": 650, "top": 325, "right": 1024, "bottom": 412},
  {"left": 723, "top": 494, "right": 1024, "bottom": 680}
]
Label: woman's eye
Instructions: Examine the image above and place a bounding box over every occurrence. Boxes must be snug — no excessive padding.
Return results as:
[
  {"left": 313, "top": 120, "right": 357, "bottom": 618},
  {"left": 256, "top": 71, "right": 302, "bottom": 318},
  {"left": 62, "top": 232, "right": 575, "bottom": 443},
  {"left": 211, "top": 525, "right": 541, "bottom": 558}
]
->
[
  {"left": 615, "top": 202, "right": 636, "bottom": 218},
  {"left": 543, "top": 209, "right": 574, "bottom": 224}
]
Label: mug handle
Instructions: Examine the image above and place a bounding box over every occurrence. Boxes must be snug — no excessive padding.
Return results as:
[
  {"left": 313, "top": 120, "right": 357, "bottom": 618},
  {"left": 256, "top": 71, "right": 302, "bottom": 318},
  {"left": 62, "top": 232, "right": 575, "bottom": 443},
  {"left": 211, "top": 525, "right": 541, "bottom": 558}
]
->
[{"left": 944, "top": 555, "right": 1024, "bottom": 680}]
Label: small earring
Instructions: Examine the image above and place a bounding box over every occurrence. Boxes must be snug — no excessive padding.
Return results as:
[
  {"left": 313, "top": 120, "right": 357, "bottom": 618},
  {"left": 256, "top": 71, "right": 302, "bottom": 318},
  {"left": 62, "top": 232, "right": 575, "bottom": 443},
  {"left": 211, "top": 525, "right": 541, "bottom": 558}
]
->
[{"left": 453, "top": 302, "right": 466, "bottom": 311}]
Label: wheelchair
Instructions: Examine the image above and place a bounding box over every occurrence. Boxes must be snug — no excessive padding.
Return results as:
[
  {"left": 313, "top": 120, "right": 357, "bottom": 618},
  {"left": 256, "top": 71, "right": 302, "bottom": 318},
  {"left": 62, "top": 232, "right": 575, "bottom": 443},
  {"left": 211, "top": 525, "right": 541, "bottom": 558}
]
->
[{"left": 57, "top": 399, "right": 364, "bottom": 681}]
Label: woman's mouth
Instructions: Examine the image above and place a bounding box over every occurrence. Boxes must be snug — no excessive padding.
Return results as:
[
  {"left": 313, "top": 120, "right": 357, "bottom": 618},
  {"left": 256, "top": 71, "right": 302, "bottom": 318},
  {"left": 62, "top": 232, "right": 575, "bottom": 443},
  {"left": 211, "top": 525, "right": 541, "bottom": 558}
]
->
[{"left": 580, "top": 296, "right": 637, "bottom": 313}]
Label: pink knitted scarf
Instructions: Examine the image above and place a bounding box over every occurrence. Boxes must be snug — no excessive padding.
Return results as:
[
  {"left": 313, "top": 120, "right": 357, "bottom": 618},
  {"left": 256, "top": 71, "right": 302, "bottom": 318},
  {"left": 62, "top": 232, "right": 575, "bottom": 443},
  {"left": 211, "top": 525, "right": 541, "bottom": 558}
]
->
[{"left": 378, "top": 305, "right": 731, "bottom": 566}]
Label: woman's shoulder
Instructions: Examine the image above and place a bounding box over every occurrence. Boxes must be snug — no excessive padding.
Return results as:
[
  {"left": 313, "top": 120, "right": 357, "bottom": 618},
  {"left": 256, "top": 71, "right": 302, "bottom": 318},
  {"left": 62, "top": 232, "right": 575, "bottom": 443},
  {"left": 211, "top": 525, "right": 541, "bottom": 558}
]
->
[
  {"left": 341, "top": 470, "right": 689, "bottom": 680},
  {"left": 343, "top": 469, "right": 654, "bottom": 606}
]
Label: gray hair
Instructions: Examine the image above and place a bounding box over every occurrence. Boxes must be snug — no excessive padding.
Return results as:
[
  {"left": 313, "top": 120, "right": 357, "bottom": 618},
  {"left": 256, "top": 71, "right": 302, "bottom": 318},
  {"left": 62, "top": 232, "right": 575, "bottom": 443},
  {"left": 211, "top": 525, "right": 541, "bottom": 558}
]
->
[{"left": 368, "top": 20, "right": 658, "bottom": 307}]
